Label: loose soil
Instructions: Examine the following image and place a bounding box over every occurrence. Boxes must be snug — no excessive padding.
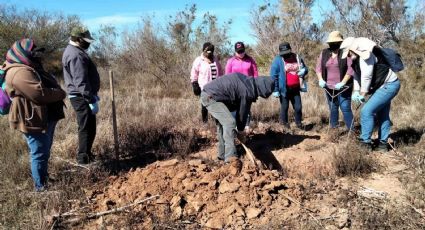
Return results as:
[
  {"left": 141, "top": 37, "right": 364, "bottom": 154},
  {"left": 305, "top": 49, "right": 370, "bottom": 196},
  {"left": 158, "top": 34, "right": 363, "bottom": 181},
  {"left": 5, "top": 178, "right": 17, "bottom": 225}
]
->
[{"left": 76, "top": 124, "right": 412, "bottom": 229}]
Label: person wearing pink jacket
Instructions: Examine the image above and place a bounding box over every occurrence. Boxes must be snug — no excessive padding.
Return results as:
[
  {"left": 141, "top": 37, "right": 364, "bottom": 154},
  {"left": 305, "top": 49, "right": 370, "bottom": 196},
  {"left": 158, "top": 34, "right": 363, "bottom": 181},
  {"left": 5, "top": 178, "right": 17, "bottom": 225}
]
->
[
  {"left": 225, "top": 41, "right": 258, "bottom": 77},
  {"left": 225, "top": 42, "right": 258, "bottom": 131},
  {"left": 190, "top": 42, "right": 222, "bottom": 124}
]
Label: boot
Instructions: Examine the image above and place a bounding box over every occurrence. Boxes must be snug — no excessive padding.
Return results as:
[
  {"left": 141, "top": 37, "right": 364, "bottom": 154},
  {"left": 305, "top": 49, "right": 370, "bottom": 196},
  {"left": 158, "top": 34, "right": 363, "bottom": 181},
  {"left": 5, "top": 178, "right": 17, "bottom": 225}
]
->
[{"left": 228, "top": 157, "right": 242, "bottom": 176}]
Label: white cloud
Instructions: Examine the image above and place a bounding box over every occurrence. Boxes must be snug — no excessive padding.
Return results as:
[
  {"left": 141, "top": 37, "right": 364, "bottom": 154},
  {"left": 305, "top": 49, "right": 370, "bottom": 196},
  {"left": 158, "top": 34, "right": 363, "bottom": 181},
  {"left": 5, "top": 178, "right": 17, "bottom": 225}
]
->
[{"left": 83, "top": 14, "right": 141, "bottom": 29}]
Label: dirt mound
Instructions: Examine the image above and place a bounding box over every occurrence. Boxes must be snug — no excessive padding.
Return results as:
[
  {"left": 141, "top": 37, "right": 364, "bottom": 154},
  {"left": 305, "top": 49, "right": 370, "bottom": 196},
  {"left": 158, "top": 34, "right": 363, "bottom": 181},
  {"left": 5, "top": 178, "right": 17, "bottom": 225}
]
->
[
  {"left": 82, "top": 127, "right": 414, "bottom": 229},
  {"left": 89, "top": 156, "right": 312, "bottom": 229}
]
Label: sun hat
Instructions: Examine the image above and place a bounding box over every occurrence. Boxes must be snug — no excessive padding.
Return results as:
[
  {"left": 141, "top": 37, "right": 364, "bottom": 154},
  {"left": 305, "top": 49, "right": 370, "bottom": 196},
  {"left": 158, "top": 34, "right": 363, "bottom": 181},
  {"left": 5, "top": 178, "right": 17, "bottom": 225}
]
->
[
  {"left": 340, "top": 37, "right": 355, "bottom": 59},
  {"left": 326, "top": 31, "right": 344, "bottom": 43},
  {"left": 71, "top": 26, "right": 95, "bottom": 43},
  {"left": 341, "top": 37, "right": 377, "bottom": 60}
]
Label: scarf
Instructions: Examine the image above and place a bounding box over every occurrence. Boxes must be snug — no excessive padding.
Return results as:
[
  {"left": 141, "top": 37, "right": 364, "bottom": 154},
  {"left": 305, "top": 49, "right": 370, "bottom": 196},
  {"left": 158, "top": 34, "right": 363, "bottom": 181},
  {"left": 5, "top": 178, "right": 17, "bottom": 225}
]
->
[{"left": 5, "top": 38, "right": 35, "bottom": 66}]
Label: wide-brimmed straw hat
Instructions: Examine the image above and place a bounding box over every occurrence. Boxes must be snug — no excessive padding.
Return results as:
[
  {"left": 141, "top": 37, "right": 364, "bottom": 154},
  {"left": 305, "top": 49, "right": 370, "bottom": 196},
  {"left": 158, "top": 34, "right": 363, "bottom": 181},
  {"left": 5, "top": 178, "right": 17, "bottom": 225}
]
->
[{"left": 326, "top": 31, "right": 344, "bottom": 43}]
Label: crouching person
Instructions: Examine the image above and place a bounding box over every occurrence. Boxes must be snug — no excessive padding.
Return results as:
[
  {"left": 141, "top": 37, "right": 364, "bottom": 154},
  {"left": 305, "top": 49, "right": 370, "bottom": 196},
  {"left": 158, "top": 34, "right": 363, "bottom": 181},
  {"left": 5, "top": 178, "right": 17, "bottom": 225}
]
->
[
  {"left": 200, "top": 73, "right": 274, "bottom": 174},
  {"left": 4, "top": 39, "right": 66, "bottom": 191}
]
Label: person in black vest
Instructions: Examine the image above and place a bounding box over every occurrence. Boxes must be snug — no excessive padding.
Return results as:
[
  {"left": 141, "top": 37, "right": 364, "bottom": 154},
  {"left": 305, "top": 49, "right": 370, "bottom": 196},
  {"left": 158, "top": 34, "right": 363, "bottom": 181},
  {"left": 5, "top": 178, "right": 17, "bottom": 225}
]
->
[
  {"left": 340, "top": 37, "right": 400, "bottom": 151},
  {"left": 315, "top": 31, "right": 354, "bottom": 130}
]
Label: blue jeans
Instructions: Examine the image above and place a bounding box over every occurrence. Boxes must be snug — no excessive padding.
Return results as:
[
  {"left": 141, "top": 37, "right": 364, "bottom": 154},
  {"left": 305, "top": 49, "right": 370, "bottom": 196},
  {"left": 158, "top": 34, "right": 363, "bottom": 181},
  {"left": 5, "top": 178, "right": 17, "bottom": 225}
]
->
[
  {"left": 200, "top": 92, "right": 237, "bottom": 161},
  {"left": 24, "top": 121, "right": 57, "bottom": 191},
  {"left": 360, "top": 80, "right": 400, "bottom": 143},
  {"left": 325, "top": 88, "right": 353, "bottom": 129},
  {"left": 280, "top": 88, "right": 302, "bottom": 125}
]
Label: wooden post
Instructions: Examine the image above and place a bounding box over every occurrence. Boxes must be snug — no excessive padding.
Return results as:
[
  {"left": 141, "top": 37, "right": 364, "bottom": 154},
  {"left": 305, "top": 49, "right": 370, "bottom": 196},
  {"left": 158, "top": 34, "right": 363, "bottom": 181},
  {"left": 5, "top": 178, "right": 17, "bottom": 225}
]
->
[{"left": 109, "top": 70, "right": 119, "bottom": 161}]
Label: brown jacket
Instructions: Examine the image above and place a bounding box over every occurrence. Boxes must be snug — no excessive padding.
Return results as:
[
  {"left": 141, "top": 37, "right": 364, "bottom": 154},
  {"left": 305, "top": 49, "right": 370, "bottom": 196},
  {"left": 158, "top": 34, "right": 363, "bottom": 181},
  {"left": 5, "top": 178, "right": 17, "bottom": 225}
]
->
[{"left": 4, "top": 62, "right": 66, "bottom": 133}]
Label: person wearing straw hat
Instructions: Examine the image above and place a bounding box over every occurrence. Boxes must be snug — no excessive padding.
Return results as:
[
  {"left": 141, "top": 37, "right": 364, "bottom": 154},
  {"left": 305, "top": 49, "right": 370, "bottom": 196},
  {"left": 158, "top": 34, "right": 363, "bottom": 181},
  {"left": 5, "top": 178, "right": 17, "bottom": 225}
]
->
[
  {"left": 62, "top": 26, "right": 100, "bottom": 164},
  {"left": 315, "top": 31, "right": 355, "bottom": 131},
  {"left": 340, "top": 37, "right": 401, "bottom": 151}
]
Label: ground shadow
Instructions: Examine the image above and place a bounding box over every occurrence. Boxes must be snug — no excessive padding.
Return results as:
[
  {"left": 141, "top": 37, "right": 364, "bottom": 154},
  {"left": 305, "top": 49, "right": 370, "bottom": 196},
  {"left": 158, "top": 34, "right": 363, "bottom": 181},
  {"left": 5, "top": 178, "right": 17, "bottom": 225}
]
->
[
  {"left": 99, "top": 128, "right": 212, "bottom": 174},
  {"left": 390, "top": 127, "right": 424, "bottom": 146},
  {"left": 242, "top": 130, "right": 321, "bottom": 171}
]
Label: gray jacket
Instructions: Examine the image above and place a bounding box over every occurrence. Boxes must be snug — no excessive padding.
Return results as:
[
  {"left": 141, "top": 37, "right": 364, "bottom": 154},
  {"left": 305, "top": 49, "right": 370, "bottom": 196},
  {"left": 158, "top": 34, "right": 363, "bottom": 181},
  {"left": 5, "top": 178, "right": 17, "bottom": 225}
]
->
[
  {"left": 62, "top": 44, "right": 100, "bottom": 103},
  {"left": 203, "top": 73, "right": 274, "bottom": 130}
]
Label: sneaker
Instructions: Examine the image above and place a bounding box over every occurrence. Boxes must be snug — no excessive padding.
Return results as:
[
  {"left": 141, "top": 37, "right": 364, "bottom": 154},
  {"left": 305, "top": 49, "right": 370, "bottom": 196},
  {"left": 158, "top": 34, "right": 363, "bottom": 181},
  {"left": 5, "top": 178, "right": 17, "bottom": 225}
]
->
[
  {"left": 376, "top": 142, "right": 389, "bottom": 152},
  {"left": 295, "top": 123, "right": 304, "bottom": 130},
  {"left": 281, "top": 122, "right": 290, "bottom": 129}
]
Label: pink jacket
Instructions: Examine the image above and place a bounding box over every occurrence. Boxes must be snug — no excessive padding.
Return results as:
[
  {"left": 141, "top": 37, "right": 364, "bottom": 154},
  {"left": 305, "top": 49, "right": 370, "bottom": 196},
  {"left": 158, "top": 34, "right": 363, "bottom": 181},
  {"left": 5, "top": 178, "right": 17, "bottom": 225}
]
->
[
  {"left": 225, "top": 55, "right": 258, "bottom": 77},
  {"left": 190, "top": 55, "right": 222, "bottom": 89}
]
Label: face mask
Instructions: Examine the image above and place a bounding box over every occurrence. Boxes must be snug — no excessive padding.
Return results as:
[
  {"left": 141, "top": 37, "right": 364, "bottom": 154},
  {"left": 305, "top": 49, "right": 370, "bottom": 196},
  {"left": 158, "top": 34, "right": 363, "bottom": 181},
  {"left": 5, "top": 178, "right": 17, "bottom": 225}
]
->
[
  {"left": 237, "top": 52, "right": 245, "bottom": 58},
  {"left": 328, "top": 43, "right": 341, "bottom": 51},
  {"left": 79, "top": 38, "right": 91, "bottom": 50},
  {"left": 282, "top": 53, "right": 292, "bottom": 59}
]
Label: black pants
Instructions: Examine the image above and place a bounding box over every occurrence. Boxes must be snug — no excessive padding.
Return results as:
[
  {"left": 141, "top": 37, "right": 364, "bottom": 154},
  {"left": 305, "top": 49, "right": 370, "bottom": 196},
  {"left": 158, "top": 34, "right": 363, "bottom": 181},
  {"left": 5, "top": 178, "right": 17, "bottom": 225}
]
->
[
  {"left": 70, "top": 97, "right": 96, "bottom": 162},
  {"left": 280, "top": 88, "right": 302, "bottom": 125},
  {"left": 201, "top": 104, "right": 208, "bottom": 123}
]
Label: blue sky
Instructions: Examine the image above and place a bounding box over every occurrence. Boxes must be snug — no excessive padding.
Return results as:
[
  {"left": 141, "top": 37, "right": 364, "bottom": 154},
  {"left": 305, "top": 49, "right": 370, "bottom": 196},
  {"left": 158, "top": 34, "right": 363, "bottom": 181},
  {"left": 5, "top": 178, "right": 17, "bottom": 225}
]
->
[{"left": 1, "top": 0, "right": 421, "bottom": 45}]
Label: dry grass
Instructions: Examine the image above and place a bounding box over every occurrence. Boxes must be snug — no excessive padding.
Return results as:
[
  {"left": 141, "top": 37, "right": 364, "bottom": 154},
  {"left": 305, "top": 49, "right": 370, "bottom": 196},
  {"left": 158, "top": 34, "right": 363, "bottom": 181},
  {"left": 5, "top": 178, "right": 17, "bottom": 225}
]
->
[
  {"left": 1, "top": 44, "right": 425, "bottom": 230},
  {"left": 331, "top": 141, "right": 380, "bottom": 177}
]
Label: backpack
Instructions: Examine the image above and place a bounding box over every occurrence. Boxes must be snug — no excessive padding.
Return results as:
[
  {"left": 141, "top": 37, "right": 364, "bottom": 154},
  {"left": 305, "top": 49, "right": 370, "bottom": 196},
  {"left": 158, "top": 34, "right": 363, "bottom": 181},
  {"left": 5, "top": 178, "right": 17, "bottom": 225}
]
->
[
  {"left": 0, "top": 68, "right": 12, "bottom": 115},
  {"left": 369, "top": 47, "right": 404, "bottom": 94},
  {"left": 373, "top": 47, "right": 404, "bottom": 72}
]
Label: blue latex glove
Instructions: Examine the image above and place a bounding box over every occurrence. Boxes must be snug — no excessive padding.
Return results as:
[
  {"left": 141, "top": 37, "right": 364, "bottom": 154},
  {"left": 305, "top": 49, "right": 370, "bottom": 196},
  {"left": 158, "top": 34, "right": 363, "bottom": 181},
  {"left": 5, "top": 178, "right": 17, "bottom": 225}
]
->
[
  {"left": 300, "top": 81, "right": 308, "bottom": 93},
  {"left": 89, "top": 102, "right": 99, "bottom": 115},
  {"left": 94, "top": 95, "right": 100, "bottom": 102},
  {"left": 351, "top": 91, "right": 360, "bottom": 101},
  {"left": 334, "top": 82, "right": 346, "bottom": 90},
  {"left": 319, "top": 79, "right": 327, "bottom": 88},
  {"left": 272, "top": 91, "right": 280, "bottom": 98},
  {"left": 352, "top": 92, "right": 366, "bottom": 104}
]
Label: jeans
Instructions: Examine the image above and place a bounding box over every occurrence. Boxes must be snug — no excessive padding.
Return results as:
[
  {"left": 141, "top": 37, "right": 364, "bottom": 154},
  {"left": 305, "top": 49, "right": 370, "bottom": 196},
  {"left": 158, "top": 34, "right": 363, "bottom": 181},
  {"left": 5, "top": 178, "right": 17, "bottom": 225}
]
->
[
  {"left": 280, "top": 88, "right": 302, "bottom": 125},
  {"left": 70, "top": 97, "right": 97, "bottom": 163},
  {"left": 200, "top": 92, "right": 237, "bottom": 161},
  {"left": 24, "top": 121, "right": 57, "bottom": 191},
  {"left": 325, "top": 88, "right": 354, "bottom": 129},
  {"left": 360, "top": 80, "right": 400, "bottom": 143}
]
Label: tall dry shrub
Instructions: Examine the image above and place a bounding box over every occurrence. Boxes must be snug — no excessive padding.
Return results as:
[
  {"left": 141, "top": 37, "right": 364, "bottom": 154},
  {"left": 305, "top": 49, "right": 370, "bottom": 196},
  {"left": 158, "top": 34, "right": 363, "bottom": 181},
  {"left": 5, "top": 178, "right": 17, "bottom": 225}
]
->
[
  {"left": 0, "top": 5, "right": 81, "bottom": 74},
  {"left": 250, "top": 0, "right": 322, "bottom": 68},
  {"left": 117, "top": 4, "right": 232, "bottom": 99}
]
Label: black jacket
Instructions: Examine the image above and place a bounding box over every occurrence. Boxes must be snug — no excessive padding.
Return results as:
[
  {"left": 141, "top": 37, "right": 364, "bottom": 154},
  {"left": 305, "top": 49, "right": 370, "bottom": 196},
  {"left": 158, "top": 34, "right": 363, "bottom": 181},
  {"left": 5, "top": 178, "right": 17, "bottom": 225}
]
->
[{"left": 203, "top": 73, "right": 274, "bottom": 130}]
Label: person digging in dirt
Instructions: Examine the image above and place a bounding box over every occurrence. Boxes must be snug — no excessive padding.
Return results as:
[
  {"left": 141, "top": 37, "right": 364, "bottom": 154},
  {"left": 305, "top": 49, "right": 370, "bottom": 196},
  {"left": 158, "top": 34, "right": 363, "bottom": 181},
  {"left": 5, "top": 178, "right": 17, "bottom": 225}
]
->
[
  {"left": 200, "top": 73, "right": 274, "bottom": 173},
  {"left": 315, "top": 31, "right": 355, "bottom": 132},
  {"left": 3, "top": 39, "right": 66, "bottom": 191},
  {"left": 62, "top": 26, "right": 100, "bottom": 164},
  {"left": 190, "top": 42, "right": 222, "bottom": 125},
  {"left": 340, "top": 37, "right": 401, "bottom": 151},
  {"left": 270, "top": 42, "right": 309, "bottom": 130}
]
